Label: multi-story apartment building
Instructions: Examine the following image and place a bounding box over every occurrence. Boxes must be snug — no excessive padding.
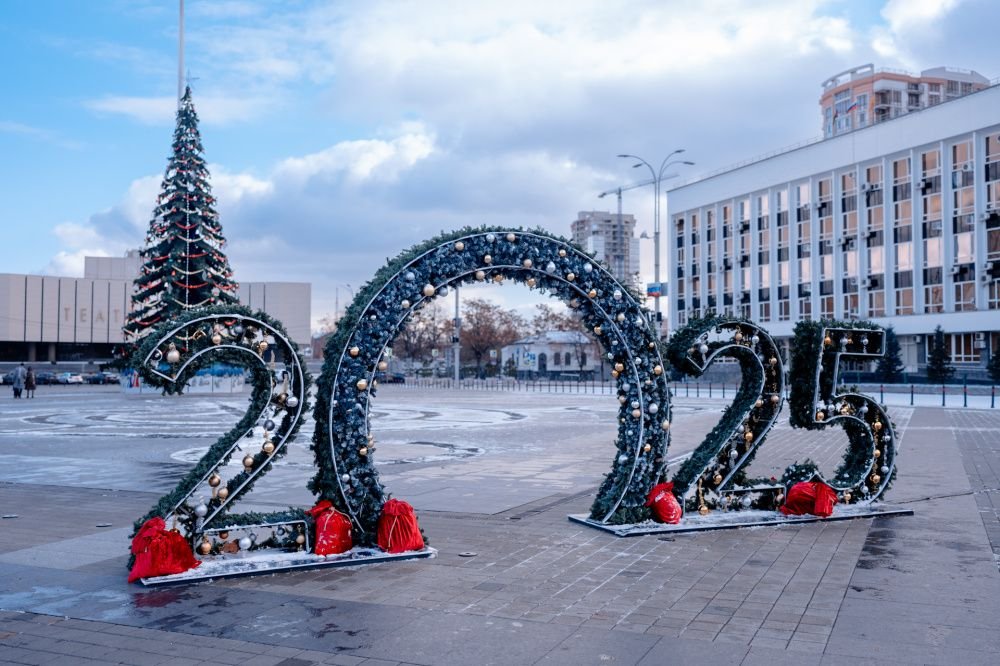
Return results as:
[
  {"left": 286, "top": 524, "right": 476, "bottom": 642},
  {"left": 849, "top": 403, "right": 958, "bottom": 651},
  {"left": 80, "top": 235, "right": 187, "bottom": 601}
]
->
[
  {"left": 667, "top": 81, "right": 1000, "bottom": 376},
  {"left": 821, "top": 64, "right": 988, "bottom": 138},
  {"left": 571, "top": 211, "right": 640, "bottom": 288}
]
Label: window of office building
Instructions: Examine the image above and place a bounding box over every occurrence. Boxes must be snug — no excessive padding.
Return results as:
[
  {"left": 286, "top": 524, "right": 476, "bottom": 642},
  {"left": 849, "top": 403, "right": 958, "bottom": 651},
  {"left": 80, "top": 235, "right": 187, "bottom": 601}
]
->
[
  {"left": 820, "top": 295, "right": 835, "bottom": 318},
  {"left": 954, "top": 232, "right": 974, "bottom": 265},
  {"left": 955, "top": 281, "right": 976, "bottom": 312},
  {"left": 931, "top": 333, "right": 979, "bottom": 364},
  {"left": 778, "top": 298, "right": 791, "bottom": 321},
  {"left": 868, "top": 289, "right": 885, "bottom": 317},
  {"left": 989, "top": 281, "right": 1000, "bottom": 310},
  {"left": 843, "top": 292, "right": 859, "bottom": 318},
  {"left": 799, "top": 296, "right": 812, "bottom": 320},
  {"left": 924, "top": 235, "right": 942, "bottom": 267},
  {"left": 987, "top": 133, "right": 1000, "bottom": 164},
  {"left": 924, "top": 284, "right": 944, "bottom": 314},
  {"left": 895, "top": 239, "right": 912, "bottom": 270},
  {"left": 922, "top": 149, "right": 940, "bottom": 175},
  {"left": 758, "top": 301, "right": 771, "bottom": 321},
  {"left": 799, "top": 256, "right": 811, "bottom": 283},
  {"left": 895, "top": 284, "right": 913, "bottom": 315},
  {"left": 855, "top": 93, "right": 868, "bottom": 127},
  {"left": 869, "top": 244, "right": 884, "bottom": 274}
]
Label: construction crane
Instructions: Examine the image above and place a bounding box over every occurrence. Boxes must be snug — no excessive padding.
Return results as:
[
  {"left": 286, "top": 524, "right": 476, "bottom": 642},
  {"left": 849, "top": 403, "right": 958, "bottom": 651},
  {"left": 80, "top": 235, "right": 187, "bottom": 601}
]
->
[{"left": 597, "top": 179, "right": 655, "bottom": 225}]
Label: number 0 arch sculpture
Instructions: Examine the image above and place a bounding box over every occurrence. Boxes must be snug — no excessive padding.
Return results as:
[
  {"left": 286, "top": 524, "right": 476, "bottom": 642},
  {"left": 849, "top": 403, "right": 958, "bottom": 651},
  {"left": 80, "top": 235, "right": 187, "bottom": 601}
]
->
[{"left": 310, "top": 227, "right": 673, "bottom": 538}]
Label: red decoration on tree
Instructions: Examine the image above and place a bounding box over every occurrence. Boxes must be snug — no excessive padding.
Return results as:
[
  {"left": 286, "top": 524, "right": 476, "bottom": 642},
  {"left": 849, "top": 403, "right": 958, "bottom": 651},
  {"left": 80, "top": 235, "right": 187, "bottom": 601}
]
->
[
  {"left": 128, "top": 517, "right": 201, "bottom": 583},
  {"left": 644, "top": 482, "right": 683, "bottom": 524},
  {"left": 307, "top": 500, "right": 353, "bottom": 555},
  {"left": 780, "top": 481, "right": 838, "bottom": 517},
  {"left": 376, "top": 499, "right": 425, "bottom": 553}
]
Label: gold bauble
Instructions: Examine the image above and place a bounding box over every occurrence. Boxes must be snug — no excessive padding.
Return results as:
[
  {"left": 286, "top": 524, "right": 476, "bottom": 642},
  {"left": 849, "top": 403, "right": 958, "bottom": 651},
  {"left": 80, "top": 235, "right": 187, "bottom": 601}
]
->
[
  {"left": 526, "top": 278, "right": 536, "bottom": 287},
  {"left": 197, "top": 539, "right": 212, "bottom": 556},
  {"left": 653, "top": 365, "right": 663, "bottom": 376},
  {"left": 870, "top": 474, "right": 881, "bottom": 484},
  {"left": 618, "top": 395, "right": 627, "bottom": 404},
  {"left": 401, "top": 299, "right": 411, "bottom": 309},
  {"left": 357, "top": 378, "right": 369, "bottom": 391},
  {"left": 378, "top": 361, "right": 388, "bottom": 371},
  {"left": 422, "top": 284, "right": 436, "bottom": 297},
  {"left": 475, "top": 271, "right": 485, "bottom": 281},
  {"left": 262, "top": 441, "right": 276, "bottom": 455},
  {"left": 643, "top": 443, "right": 652, "bottom": 453},
  {"left": 483, "top": 254, "right": 493, "bottom": 264},
  {"left": 734, "top": 332, "right": 743, "bottom": 342},
  {"left": 713, "top": 473, "right": 723, "bottom": 485},
  {"left": 614, "top": 362, "right": 624, "bottom": 373},
  {"left": 493, "top": 274, "right": 505, "bottom": 283},
  {"left": 698, "top": 505, "right": 710, "bottom": 516},
  {"left": 506, "top": 233, "right": 516, "bottom": 242},
  {"left": 359, "top": 446, "right": 368, "bottom": 456},
  {"left": 754, "top": 399, "right": 763, "bottom": 409},
  {"left": 874, "top": 449, "right": 881, "bottom": 458},
  {"left": 842, "top": 491, "right": 852, "bottom": 502},
  {"left": 242, "top": 454, "right": 255, "bottom": 469},
  {"left": 824, "top": 336, "right": 832, "bottom": 346},
  {"left": 349, "top": 346, "right": 360, "bottom": 357},
  {"left": 631, "top": 409, "right": 642, "bottom": 419},
  {"left": 454, "top": 241, "right": 465, "bottom": 251},
  {"left": 873, "top": 421, "right": 882, "bottom": 431},
  {"left": 217, "top": 488, "right": 229, "bottom": 500},
  {"left": 588, "top": 289, "right": 597, "bottom": 298},
  {"left": 661, "top": 420, "right": 670, "bottom": 431},
  {"left": 769, "top": 357, "right": 778, "bottom": 366},
  {"left": 594, "top": 325, "right": 602, "bottom": 335},
  {"left": 611, "top": 369, "right": 619, "bottom": 379},
  {"left": 616, "top": 313, "right": 625, "bottom": 322},
  {"left": 211, "top": 333, "right": 222, "bottom": 345},
  {"left": 816, "top": 411, "right": 825, "bottom": 421},
  {"left": 295, "top": 534, "right": 306, "bottom": 545},
  {"left": 558, "top": 249, "right": 567, "bottom": 257},
  {"left": 523, "top": 258, "right": 533, "bottom": 268},
  {"left": 770, "top": 394, "right": 780, "bottom": 404},
  {"left": 258, "top": 341, "right": 269, "bottom": 354},
  {"left": 208, "top": 474, "right": 222, "bottom": 487},
  {"left": 219, "top": 531, "right": 230, "bottom": 540},
  {"left": 566, "top": 272, "right": 575, "bottom": 281},
  {"left": 744, "top": 431, "right": 754, "bottom": 442},
  {"left": 166, "top": 345, "right": 181, "bottom": 364}
]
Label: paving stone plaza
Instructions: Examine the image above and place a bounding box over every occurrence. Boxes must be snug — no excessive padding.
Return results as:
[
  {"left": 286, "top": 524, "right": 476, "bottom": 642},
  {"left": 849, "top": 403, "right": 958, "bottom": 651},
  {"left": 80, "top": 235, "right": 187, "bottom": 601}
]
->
[{"left": 1, "top": 384, "right": 999, "bottom": 665}]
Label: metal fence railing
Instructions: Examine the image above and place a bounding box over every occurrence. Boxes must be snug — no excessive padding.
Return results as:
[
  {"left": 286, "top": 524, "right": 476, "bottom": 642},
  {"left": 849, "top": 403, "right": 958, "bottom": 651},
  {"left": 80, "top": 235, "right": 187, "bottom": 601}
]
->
[{"left": 391, "top": 378, "right": 999, "bottom": 409}]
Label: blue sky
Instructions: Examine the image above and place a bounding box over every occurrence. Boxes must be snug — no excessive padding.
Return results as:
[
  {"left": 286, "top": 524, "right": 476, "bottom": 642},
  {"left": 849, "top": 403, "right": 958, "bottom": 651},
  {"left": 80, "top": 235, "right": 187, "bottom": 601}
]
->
[{"left": 2, "top": 0, "right": 998, "bottom": 328}]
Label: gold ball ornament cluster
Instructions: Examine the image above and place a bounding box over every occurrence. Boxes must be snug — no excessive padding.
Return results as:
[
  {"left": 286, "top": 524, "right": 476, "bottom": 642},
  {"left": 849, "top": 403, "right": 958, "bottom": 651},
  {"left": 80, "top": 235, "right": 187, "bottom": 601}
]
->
[
  {"left": 211, "top": 333, "right": 222, "bottom": 345},
  {"left": 356, "top": 378, "right": 369, "bottom": 391}
]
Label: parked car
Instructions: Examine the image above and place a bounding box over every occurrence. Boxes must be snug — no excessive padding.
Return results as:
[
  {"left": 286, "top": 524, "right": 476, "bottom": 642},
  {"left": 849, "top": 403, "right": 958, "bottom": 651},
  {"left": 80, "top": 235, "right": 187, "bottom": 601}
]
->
[
  {"left": 56, "top": 372, "right": 84, "bottom": 384},
  {"left": 86, "top": 372, "right": 120, "bottom": 385},
  {"left": 375, "top": 371, "right": 406, "bottom": 384},
  {"left": 1, "top": 371, "right": 13, "bottom": 385},
  {"left": 34, "top": 371, "right": 57, "bottom": 385}
]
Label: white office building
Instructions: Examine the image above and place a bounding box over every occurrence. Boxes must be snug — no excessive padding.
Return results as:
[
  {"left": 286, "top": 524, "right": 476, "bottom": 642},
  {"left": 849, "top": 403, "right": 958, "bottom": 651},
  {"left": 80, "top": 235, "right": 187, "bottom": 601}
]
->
[{"left": 666, "top": 82, "right": 1000, "bottom": 376}]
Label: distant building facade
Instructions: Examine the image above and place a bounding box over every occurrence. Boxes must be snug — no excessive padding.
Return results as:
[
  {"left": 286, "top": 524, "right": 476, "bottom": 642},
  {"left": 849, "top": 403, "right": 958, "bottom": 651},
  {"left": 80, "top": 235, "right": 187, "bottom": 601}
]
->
[
  {"left": 501, "top": 331, "right": 602, "bottom": 379},
  {"left": 668, "top": 82, "right": 1000, "bottom": 378},
  {"left": 821, "top": 64, "right": 989, "bottom": 138},
  {"left": 571, "top": 211, "right": 640, "bottom": 288},
  {"left": 0, "top": 251, "right": 311, "bottom": 362}
]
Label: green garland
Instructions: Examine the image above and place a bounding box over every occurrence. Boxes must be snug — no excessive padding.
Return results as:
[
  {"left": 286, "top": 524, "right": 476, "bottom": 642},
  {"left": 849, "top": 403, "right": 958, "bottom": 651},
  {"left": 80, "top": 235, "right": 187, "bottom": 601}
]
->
[
  {"left": 310, "top": 226, "right": 670, "bottom": 532},
  {"left": 128, "top": 304, "right": 312, "bottom": 559},
  {"left": 787, "top": 320, "right": 897, "bottom": 502},
  {"left": 665, "top": 315, "right": 784, "bottom": 510}
]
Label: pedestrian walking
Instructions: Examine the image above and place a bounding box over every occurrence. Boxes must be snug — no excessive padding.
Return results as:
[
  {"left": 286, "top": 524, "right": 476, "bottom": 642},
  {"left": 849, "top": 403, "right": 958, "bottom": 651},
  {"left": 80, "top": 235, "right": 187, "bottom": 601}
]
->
[
  {"left": 11, "top": 363, "right": 26, "bottom": 399},
  {"left": 25, "top": 366, "right": 36, "bottom": 398}
]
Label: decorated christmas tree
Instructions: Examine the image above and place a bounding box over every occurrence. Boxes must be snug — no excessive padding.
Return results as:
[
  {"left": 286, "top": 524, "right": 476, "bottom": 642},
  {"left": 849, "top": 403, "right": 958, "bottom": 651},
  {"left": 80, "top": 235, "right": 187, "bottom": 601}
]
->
[{"left": 123, "top": 86, "right": 238, "bottom": 340}]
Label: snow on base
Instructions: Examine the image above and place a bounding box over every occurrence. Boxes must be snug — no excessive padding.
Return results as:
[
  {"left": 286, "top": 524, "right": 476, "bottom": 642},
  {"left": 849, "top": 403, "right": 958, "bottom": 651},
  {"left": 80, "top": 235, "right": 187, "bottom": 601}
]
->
[
  {"left": 140, "top": 545, "right": 437, "bottom": 586},
  {"left": 569, "top": 504, "right": 914, "bottom": 537}
]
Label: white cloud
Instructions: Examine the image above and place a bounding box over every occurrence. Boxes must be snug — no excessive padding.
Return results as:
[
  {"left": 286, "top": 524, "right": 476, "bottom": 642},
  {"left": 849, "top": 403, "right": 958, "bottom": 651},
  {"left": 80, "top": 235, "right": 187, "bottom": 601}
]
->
[
  {"left": 85, "top": 94, "right": 271, "bottom": 125},
  {"left": 871, "top": 0, "right": 965, "bottom": 65}
]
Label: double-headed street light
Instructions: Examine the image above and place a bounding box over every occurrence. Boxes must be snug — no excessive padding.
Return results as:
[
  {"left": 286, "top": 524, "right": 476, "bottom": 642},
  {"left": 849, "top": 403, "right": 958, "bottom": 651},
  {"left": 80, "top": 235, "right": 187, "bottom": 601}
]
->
[{"left": 617, "top": 151, "right": 694, "bottom": 337}]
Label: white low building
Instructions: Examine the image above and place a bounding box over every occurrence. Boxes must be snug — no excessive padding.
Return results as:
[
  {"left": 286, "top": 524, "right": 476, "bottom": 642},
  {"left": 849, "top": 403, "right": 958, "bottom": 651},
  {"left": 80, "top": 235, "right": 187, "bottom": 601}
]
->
[
  {"left": 501, "top": 331, "right": 602, "bottom": 379},
  {"left": 0, "top": 251, "right": 311, "bottom": 363}
]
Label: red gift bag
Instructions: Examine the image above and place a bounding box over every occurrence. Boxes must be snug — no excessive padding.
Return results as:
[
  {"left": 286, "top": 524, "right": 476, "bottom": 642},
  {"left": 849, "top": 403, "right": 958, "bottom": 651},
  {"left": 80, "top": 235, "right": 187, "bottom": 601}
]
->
[
  {"left": 308, "top": 500, "right": 353, "bottom": 556},
  {"left": 644, "top": 482, "right": 683, "bottom": 524},
  {"left": 377, "top": 499, "right": 425, "bottom": 553},
  {"left": 780, "top": 481, "right": 838, "bottom": 518},
  {"left": 128, "top": 517, "right": 201, "bottom": 583}
]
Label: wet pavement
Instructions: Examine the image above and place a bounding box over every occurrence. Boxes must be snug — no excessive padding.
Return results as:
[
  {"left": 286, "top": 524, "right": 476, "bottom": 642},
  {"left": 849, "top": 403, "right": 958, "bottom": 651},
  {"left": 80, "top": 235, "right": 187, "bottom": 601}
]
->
[{"left": 0, "top": 386, "right": 999, "bottom": 664}]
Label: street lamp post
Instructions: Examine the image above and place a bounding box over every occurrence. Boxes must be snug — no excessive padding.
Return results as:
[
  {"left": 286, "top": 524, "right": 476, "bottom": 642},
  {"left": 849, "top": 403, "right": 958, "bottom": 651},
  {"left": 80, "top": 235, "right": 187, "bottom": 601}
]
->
[{"left": 616, "top": 152, "right": 694, "bottom": 338}]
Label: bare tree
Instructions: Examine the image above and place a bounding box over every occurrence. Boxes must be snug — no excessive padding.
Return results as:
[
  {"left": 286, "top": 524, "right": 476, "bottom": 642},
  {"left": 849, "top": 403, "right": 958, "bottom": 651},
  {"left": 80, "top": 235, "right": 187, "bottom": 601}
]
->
[
  {"left": 460, "top": 299, "right": 526, "bottom": 373},
  {"left": 392, "top": 302, "right": 447, "bottom": 372}
]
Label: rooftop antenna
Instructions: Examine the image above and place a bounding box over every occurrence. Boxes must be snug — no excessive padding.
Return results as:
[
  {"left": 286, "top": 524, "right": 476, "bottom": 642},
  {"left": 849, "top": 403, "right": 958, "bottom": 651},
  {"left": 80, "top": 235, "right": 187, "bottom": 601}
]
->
[{"left": 178, "top": 0, "right": 185, "bottom": 105}]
